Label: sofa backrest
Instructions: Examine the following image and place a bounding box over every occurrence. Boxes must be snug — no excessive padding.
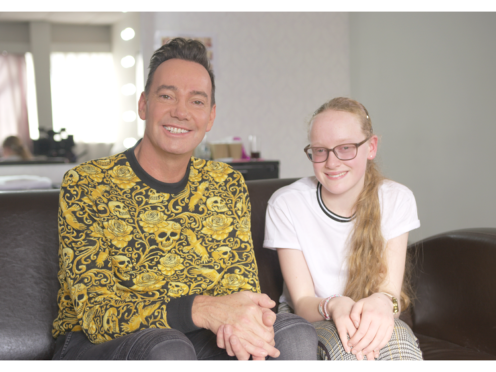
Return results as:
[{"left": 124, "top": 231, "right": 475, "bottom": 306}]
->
[
  {"left": 246, "top": 178, "right": 299, "bottom": 307},
  {"left": 0, "top": 189, "right": 60, "bottom": 360}
]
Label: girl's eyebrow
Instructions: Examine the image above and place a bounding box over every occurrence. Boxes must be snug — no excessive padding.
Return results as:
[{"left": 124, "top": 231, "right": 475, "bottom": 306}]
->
[{"left": 312, "top": 138, "right": 361, "bottom": 146}]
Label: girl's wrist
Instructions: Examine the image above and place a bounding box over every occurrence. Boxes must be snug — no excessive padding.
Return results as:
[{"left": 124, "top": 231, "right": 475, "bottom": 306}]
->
[
  {"left": 318, "top": 298, "right": 329, "bottom": 320},
  {"left": 375, "top": 292, "right": 399, "bottom": 314},
  {"left": 323, "top": 294, "right": 343, "bottom": 320}
]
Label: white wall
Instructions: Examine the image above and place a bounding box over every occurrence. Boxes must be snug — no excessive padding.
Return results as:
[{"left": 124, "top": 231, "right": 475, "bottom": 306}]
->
[
  {"left": 350, "top": 13, "right": 496, "bottom": 242},
  {"left": 141, "top": 12, "right": 351, "bottom": 179}
]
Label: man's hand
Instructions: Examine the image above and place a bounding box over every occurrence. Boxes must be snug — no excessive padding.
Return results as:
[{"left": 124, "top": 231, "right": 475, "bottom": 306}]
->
[
  {"left": 192, "top": 291, "right": 280, "bottom": 360},
  {"left": 217, "top": 303, "right": 277, "bottom": 360}
]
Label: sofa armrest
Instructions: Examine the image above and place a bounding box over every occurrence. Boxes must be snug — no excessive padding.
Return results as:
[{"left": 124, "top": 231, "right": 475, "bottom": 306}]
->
[{"left": 409, "top": 228, "right": 496, "bottom": 356}]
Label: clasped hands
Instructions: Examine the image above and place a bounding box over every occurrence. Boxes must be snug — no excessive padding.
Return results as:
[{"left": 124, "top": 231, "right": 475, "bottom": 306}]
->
[
  {"left": 192, "top": 291, "right": 280, "bottom": 360},
  {"left": 329, "top": 293, "right": 395, "bottom": 361}
]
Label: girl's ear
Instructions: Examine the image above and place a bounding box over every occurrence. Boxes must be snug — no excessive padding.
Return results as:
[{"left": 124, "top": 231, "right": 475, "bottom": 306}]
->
[{"left": 367, "top": 135, "right": 378, "bottom": 160}]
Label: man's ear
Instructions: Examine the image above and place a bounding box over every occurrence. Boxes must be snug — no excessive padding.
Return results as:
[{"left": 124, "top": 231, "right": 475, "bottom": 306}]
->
[
  {"left": 367, "top": 135, "right": 378, "bottom": 160},
  {"left": 206, "top": 104, "right": 216, "bottom": 132},
  {"left": 138, "top": 92, "right": 147, "bottom": 120}
]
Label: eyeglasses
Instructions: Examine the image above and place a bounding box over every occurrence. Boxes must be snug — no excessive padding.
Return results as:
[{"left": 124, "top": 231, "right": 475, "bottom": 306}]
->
[{"left": 303, "top": 137, "right": 371, "bottom": 163}]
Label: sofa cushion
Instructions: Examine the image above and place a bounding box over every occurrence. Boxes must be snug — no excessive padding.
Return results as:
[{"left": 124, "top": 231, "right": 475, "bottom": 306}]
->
[{"left": 416, "top": 334, "right": 496, "bottom": 360}]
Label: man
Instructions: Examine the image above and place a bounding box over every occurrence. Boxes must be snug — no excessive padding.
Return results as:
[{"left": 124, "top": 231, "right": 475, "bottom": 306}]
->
[{"left": 52, "top": 38, "right": 317, "bottom": 360}]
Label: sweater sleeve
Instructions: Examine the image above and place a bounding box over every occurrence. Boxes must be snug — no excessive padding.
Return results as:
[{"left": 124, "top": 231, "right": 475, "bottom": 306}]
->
[{"left": 55, "top": 174, "right": 173, "bottom": 343}]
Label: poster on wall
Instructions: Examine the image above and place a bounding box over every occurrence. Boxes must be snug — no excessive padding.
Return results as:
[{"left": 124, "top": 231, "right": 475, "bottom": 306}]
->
[{"left": 154, "top": 31, "right": 216, "bottom": 72}]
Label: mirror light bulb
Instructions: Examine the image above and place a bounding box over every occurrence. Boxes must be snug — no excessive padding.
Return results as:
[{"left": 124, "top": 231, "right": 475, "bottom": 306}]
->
[
  {"left": 121, "top": 27, "right": 135, "bottom": 41},
  {"left": 121, "top": 55, "right": 135, "bottom": 68}
]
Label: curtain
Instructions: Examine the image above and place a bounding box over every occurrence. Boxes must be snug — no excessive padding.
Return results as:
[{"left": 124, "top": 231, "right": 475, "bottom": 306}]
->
[{"left": 0, "top": 53, "right": 30, "bottom": 147}]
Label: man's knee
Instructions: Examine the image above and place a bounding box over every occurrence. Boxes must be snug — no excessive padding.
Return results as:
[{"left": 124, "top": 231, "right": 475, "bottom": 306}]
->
[
  {"left": 273, "top": 313, "right": 318, "bottom": 360},
  {"left": 274, "top": 312, "right": 315, "bottom": 334},
  {"left": 128, "top": 328, "right": 197, "bottom": 360}
]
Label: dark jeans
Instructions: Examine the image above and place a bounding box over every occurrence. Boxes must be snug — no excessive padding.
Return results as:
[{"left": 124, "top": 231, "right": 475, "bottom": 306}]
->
[{"left": 52, "top": 313, "right": 317, "bottom": 360}]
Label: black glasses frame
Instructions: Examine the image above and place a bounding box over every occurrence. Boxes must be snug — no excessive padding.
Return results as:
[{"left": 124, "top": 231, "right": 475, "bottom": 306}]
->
[{"left": 303, "top": 137, "right": 371, "bottom": 163}]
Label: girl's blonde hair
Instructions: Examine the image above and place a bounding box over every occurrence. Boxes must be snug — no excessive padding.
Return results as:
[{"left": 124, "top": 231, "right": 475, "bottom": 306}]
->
[
  {"left": 2, "top": 135, "right": 33, "bottom": 160},
  {"left": 309, "top": 97, "right": 412, "bottom": 310}
]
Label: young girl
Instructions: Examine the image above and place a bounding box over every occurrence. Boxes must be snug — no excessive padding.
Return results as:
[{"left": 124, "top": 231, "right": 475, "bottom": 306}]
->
[{"left": 263, "top": 97, "right": 423, "bottom": 360}]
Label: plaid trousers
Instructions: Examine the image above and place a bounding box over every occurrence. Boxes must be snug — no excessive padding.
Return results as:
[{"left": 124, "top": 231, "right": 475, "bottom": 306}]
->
[{"left": 278, "top": 302, "right": 423, "bottom": 360}]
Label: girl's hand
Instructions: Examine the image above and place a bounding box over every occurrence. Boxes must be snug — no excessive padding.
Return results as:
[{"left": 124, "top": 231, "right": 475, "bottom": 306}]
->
[
  {"left": 347, "top": 293, "right": 395, "bottom": 360},
  {"left": 327, "top": 296, "right": 358, "bottom": 354}
]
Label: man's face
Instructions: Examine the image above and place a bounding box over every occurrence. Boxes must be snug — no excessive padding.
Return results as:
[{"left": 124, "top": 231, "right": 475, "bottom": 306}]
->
[{"left": 138, "top": 58, "right": 216, "bottom": 158}]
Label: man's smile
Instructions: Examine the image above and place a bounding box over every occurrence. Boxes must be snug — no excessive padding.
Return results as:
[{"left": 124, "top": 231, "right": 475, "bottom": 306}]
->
[{"left": 163, "top": 125, "right": 191, "bottom": 134}]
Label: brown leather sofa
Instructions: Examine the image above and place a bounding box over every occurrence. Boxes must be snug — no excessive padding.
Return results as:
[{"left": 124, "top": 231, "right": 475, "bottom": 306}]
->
[{"left": 1, "top": 178, "right": 495, "bottom": 360}]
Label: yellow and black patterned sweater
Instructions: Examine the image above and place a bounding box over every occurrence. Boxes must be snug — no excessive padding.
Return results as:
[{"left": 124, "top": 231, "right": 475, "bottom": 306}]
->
[{"left": 52, "top": 147, "right": 260, "bottom": 344}]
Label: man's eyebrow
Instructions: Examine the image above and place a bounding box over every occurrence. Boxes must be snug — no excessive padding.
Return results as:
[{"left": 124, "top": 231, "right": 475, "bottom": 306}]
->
[
  {"left": 155, "top": 85, "right": 177, "bottom": 93},
  {"left": 191, "top": 90, "right": 208, "bottom": 99},
  {"left": 155, "top": 86, "right": 208, "bottom": 100}
]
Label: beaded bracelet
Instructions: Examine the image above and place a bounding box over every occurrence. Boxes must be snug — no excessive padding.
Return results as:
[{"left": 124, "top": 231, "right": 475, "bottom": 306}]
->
[
  {"left": 318, "top": 298, "right": 327, "bottom": 319},
  {"left": 318, "top": 294, "right": 342, "bottom": 320}
]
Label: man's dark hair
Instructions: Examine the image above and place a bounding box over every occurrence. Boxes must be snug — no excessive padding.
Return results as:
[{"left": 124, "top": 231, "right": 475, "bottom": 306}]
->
[{"left": 144, "top": 37, "right": 216, "bottom": 106}]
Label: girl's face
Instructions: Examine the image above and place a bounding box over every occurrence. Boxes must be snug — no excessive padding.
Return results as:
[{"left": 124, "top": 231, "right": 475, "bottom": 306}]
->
[{"left": 310, "top": 109, "right": 377, "bottom": 204}]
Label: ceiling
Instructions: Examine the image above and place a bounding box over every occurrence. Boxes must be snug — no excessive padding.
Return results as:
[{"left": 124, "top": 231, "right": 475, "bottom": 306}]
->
[{"left": 0, "top": 12, "right": 128, "bottom": 25}]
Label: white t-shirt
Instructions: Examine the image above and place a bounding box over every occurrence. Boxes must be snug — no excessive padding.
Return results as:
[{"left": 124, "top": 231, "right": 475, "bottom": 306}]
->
[{"left": 263, "top": 177, "right": 420, "bottom": 307}]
